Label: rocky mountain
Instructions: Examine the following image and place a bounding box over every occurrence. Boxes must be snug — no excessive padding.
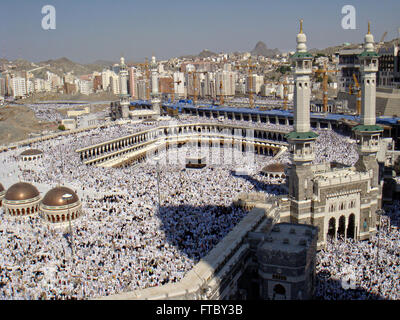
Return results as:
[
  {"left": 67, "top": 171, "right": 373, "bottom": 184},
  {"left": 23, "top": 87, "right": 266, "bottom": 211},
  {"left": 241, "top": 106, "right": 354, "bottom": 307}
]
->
[
  {"left": 309, "top": 43, "right": 361, "bottom": 56},
  {"left": 198, "top": 49, "right": 218, "bottom": 58},
  {"left": 251, "top": 41, "right": 281, "bottom": 57},
  {"left": 179, "top": 49, "right": 218, "bottom": 60},
  {"left": 23, "top": 57, "right": 114, "bottom": 79}
]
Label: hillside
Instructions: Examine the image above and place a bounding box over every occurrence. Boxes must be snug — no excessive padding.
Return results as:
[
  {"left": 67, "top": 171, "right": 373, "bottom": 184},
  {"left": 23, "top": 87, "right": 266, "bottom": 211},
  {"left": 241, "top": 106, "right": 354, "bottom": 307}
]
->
[{"left": 251, "top": 41, "right": 281, "bottom": 57}]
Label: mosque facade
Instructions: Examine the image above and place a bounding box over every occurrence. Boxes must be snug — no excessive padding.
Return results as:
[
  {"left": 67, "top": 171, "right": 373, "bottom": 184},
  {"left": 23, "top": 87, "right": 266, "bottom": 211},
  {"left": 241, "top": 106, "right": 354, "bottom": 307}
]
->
[{"left": 278, "top": 21, "right": 383, "bottom": 249}]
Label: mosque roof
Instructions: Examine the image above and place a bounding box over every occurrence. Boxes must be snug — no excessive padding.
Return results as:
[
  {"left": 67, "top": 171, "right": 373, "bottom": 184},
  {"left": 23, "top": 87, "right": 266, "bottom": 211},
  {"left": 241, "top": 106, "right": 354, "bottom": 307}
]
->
[
  {"left": 352, "top": 124, "right": 384, "bottom": 132},
  {"left": 292, "top": 51, "right": 313, "bottom": 59},
  {"left": 262, "top": 163, "right": 288, "bottom": 173},
  {"left": 5, "top": 182, "right": 40, "bottom": 201},
  {"left": 41, "top": 186, "right": 79, "bottom": 207},
  {"left": 359, "top": 50, "right": 379, "bottom": 58},
  {"left": 285, "top": 131, "right": 319, "bottom": 140},
  {"left": 20, "top": 149, "right": 43, "bottom": 156}
]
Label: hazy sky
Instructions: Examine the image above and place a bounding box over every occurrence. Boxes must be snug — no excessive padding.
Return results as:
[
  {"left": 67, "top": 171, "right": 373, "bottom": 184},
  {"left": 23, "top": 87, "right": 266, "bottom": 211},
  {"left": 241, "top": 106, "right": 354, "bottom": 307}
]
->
[{"left": 0, "top": 0, "right": 399, "bottom": 64}]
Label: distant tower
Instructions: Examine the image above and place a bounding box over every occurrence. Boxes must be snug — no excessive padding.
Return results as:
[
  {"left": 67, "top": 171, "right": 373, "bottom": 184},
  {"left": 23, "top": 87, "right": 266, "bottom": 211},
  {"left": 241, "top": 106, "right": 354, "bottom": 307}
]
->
[
  {"left": 353, "top": 22, "right": 383, "bottom": 188},
  {"left": 119, "top": 56, "right": 130, "bottom": 119},
  {"left": 286, "top": 20, "right": 318, "bottom": 223},
  {"left": 150, "top": 55, "right": 161, "bottom": 117}
]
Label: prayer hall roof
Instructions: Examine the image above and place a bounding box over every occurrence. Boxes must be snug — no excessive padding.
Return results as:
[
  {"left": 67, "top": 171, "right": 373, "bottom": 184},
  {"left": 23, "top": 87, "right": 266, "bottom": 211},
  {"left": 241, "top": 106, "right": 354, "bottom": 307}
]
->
[
  {"left": 41, "top": 186, "right": 79, "bottom": 207},
  {"left": 5, "top": 182, "right": 40, "bottom": 201}
]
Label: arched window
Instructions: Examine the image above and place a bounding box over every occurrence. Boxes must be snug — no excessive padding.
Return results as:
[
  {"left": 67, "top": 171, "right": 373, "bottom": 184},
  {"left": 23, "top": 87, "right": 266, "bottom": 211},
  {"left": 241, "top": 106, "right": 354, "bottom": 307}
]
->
[
  {"left": 338, "top": 216, "right": 346, "bottom": 238},
  {"left": 347, "top": 214, "right": 355, "bottom": 239},
  {"left": 327, "top": 217, "right": 336, "bottom": 239},
  {"left": 273, "top": 284, "right": 286, "bottom": 300}
]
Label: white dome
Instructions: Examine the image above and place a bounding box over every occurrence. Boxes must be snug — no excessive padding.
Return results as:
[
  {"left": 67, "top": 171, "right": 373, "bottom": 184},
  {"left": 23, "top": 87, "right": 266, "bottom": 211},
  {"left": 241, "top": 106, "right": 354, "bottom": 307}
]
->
[
  {"left": 296, "top": 33, "right": 307, "bottom": 52},
  {"left": 364, "top": 34, "right": 375, "bottom": 51}
]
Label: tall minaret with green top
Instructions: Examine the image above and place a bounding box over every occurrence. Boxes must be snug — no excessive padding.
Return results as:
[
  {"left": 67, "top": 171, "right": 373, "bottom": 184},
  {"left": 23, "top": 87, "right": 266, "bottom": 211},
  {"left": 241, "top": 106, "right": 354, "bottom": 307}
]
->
[
  {"left": 286, "top": 20, "right": 318, "bottom": 222},
  {"left": 353, "top": 22, "right": 383, "bottom": 188}
]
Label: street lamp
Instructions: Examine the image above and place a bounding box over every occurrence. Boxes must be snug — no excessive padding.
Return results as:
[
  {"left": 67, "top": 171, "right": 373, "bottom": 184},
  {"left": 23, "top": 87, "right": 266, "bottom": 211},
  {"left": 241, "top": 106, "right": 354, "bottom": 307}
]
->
[
  {"left": 62, "top": 193, "right": 74, "bottom": 259},
  {"left": 154, "top": 157, "right": 161, "bottom": 213},
  {"left": 375, "top": 208, "right": 385, "bottom": 274}
]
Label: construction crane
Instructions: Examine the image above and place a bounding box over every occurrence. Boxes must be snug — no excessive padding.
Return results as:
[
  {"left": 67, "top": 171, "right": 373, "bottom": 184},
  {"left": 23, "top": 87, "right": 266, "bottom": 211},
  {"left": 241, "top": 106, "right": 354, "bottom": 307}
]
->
[
  {"left": 187, "top": 71, "right": 206, "bottom": 105},
  {"left": 314, "top": 62, "right": 338, "bottom": 113},
  {"left": 169, "top": 79, "right": 182, "bottom": 101},
  {"left": 219, "top": 80, "right": 224, "bottom": 105},
  {"left": 376, "top": 31, "right": 388, "bottom": 50},
  {"left": 264, "top": 76, "right": 289, "bottom": 110},
  {"left": 236, "top": 57, "right": 257, "bottom": 108},
  {"left": 25, "top": 64, "right": 50, "bottom": 95},
  {"left": 352, "top": 73, "right": 362, "bottom": 115}
]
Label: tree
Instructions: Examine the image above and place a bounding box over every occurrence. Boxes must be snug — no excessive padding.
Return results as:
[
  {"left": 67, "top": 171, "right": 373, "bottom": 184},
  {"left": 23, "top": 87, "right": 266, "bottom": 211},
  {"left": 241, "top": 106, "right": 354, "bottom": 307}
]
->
[
  {"left": 277, "top": 65, "right": 291, "bottom": 74},
  {"left": 58, "top": 124, "right": 66, "bottom": 131}
]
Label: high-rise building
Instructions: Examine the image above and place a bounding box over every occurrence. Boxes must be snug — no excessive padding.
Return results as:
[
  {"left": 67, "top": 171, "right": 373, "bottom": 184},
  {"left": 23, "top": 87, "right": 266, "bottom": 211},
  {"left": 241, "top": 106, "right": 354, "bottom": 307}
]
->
[
  {"left": 128, "top": 67, "right": 137, "bottom": 99},
  {"left": 10, "top": 77, "right": 27, "bottom": 98},
  {"left": 102, "top": 70, "right": 114, "bottom": 92},
  {"left": 377, "top": 45, "right": 400, "bottom": 87},
  {"left": 93, "top": 75, "right": 102, "bottom": 92},
  {"left": 79, "top": 80, "right": 93, "bottom": 95},
  {"left": 216, "top": 70, "right": 236, "bottom": 97},
  {"left": 0, "top": 77, "right": 6, "bottom": 97},
  {"left": 110, "top": 73, "right": 120, "bottom": 95},
  {"left": 173, "top": 72, "right": 185, "bottom": 98},
  {"left": 246, "top": 74, "right": 264, "bottom": 95},
  {"left": 338, "top": 48, "right": 363, "bottom": 92}
]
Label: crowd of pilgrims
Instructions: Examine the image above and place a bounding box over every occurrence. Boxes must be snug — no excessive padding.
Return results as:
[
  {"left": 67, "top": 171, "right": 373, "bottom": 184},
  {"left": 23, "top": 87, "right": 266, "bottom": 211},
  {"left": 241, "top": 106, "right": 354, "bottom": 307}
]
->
[
  {"left": 23, "top": 103, "right": 107, "bottom": 123},
  {"left": 0, "top": 114, "right": 398, "bottom": 300},
  {"left": 0, "top": 118, "right": 287, "bottom": 300},
  {"left": 315, "top": 203, "right": 400, "bottom": 300}
]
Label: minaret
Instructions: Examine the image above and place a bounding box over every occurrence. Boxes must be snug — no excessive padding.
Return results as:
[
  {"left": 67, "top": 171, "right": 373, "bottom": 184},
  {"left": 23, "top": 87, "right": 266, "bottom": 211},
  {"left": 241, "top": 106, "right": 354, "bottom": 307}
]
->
[
  {"left": 286, "top": 20, "right": 318, "bottom": 221},
  {"left": 119, "top": 56, "right": 130, "bottom": 119},
  {"left": 150, "top": 55, "right": 161, "bottom": 117},
  {"left": 353, "top": 22, "right": 383, "bottom": 187}
]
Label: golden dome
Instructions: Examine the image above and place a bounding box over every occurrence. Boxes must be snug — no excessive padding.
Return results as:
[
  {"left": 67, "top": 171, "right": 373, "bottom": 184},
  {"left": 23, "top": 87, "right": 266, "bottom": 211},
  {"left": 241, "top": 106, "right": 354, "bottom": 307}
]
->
[
  {"left": 5, "top": 182, "right": 40, "bottom": 201},
  {"left": 41, "top": 186, "right": 79, "bottom": 207}
]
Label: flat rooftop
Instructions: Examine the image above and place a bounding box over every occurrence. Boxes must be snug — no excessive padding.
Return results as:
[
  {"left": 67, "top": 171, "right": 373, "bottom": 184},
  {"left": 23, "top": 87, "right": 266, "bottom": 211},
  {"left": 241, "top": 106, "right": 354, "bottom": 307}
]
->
[{"left": 260, "top": 223, "right": 317, "bottom": 253}]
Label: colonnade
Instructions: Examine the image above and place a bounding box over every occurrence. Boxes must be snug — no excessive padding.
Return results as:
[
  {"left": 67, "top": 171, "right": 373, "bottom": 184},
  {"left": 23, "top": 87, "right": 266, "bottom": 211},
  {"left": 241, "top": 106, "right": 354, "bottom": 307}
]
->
[
  {"left": 76, "top": 123, "right": 289, "bottom": 167},
  {"left": 5, "top": 204, "right": 40, "bottom": 216},
  {"left": 179, "top": 107, "right": 333, "bottom": 130}
]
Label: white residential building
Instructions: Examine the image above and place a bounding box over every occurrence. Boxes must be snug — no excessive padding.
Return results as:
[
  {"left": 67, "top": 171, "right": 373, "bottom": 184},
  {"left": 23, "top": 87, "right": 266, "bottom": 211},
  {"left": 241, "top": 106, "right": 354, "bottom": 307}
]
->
[
  {"left": 110, "top": 73, "right": 120, "bottom": 95},
  {"left": 10, "top": 77, "right": 26, "bottom": 98},
  {"left": 215, "top": 70, "right": 236, "bottom": 97},
  {"left": 246, "top": 74, "right": 264, "bottom": 95},
  {"left": 173, "top": 72, "right": 185, "bottom": 98},
  {"left": 79, "top": 80, "right": 93, "bottom": 95},
  {"left": 102, "top": 69, "right": 115, "bottom": 92}
]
